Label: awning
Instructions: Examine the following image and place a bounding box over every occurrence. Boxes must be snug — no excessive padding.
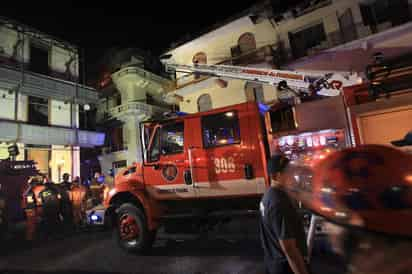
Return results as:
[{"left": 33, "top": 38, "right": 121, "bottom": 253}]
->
[{"left": 0, "top": 120, "right": 105, "bottom": 147}]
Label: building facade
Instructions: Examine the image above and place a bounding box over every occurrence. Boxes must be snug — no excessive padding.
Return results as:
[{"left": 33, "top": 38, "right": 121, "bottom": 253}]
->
[
  {"left": 0, "top": 17, "right": 104, "bottom": 183},
  {"left": 163, "top": 0, "right": 412, "bottom": 113},
  {"left": 96, "top": 49, "right": 172, "bottom": 175}
]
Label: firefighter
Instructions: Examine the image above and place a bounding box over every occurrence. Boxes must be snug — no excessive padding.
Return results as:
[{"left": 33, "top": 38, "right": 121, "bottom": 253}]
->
[
  {"left": 69, "top": 176, "right": 87, "bottom": 229},
  {"left": 279, "top": 145, "right": 412, "bottom": 274},
  {"left": 58, "top": 173, "right": 75, "bottom": 233},
  {"left": 60, "top": 173, "right": 71, "bottom": 192},
  {"left": 24, "top": 176, "right": 43, "bottom": 241},
  {"left": 38, "top": 176, "right": 63, "bottom": 238}
]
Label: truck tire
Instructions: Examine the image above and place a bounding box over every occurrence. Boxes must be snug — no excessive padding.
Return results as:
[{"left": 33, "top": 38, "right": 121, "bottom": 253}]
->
[{"left": 115, "top": 203, "right": 156, "bottom": 254}]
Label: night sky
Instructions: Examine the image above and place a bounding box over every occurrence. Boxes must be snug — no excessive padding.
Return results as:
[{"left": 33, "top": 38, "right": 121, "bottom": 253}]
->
[{"left": 2, "top": 1, "right": 302, "bottom": 82}]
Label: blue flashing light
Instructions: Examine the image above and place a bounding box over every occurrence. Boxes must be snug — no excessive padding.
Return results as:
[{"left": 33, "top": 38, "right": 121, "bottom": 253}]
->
[
  {"left": 97, "top": 175, "right": 105, "bottom": 183},
  {"left": 258, "top": 103, "right": 270, "bottom": 114},
  {"left": 175, "top": 111, "right": 188, "bottom": 117},
  {"left": 89, "top": 212, "right": 102, "bottom": 223}
]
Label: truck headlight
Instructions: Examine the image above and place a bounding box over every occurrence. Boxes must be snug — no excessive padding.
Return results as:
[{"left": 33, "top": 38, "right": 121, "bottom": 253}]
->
[{"left": 26, "top": 196, "right": 34, "bottom": 204}]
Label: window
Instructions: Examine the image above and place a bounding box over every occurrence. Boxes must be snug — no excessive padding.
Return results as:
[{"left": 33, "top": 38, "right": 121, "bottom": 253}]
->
[
  {"left": 289, "top": 23, "right": 327, "bottom": 59},
  {"left": 192, "top": 52, "right": 207, "bottom": 64},
  {"left": 339, "top": 9, "right": 357, "bottom": 43},
  {"left": 202, "top": 111, "right": 241, "bottom": 148},
  {"left": 270, "top": 105, "right": 296, "bottom": 133},
  {"left": 116, "top": 95, "right": 122, "bottom": 106},
  {"left": 26, "top": 144, "right": 51, "bottom": 176},
  {"left": 112, "top": 160, "right": 127, "bottom": 175},
  {"left": 28, "top": 96, "right": 49, "bottom": 126},
  {"left": 238, "top": 32, "right": 256, "bottom": 54},
  {"left": 197, "top": 94, "right": 212, "bottom": 112},
  {"left": 360, "top": 0, "right": 410, "bottom": 29},
  {"left": 192, "top": 52, "right": 207, "bottom": 79},
  {"left": 160, "top": 122, "right": 184, "bottom": 155},
  {"left": 113, "top": 160, "right": 127, "bottom": 169},
  {"left": 29, "top": 43, "right": 49, "bottom": 75}
]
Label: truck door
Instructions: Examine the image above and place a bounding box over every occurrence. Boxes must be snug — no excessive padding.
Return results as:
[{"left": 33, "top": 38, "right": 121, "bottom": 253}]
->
[
  {"left": 194, "top": 109, "right": 263, "bottom": 198},
  {"left": 142, "top": 121, "right": 195, "bottom": 200}
]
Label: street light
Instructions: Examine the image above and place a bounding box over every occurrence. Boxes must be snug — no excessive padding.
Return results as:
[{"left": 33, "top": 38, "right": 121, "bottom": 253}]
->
[{"left": 83, "top": 104, "right": 91, "bottom": 129}]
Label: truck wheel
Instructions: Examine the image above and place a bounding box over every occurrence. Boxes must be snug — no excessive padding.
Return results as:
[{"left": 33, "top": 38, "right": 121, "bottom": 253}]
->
[{"left": 115, "top": 203, "right": 155, "bottom": 254}]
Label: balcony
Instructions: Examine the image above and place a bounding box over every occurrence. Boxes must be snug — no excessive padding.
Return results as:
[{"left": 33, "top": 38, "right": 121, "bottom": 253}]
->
[
  {"left": 101, "top": 144, "right": 128, "bottom": 154},
  {"left": 0, "top": 120, "right": 105, "bottom": 147},
  {"left": 108, "top": 101, "right": 167, "bottom": 121},
  {"left": 0, "top": 65, "right": 99, "bottom": 104}
]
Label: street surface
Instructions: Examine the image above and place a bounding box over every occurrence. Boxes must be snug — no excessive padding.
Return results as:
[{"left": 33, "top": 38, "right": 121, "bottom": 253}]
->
[{"left": 0, "top": 219, "right": 346, "bottom": 274}]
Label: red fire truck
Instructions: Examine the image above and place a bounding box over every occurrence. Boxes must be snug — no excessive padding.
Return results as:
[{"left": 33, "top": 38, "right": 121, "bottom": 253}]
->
[
  {"left": 103, "top": 59, "right": 358, "bottom": 253},
  {"left": 104, "top": 53, "right": 412, "bottom": 253}
]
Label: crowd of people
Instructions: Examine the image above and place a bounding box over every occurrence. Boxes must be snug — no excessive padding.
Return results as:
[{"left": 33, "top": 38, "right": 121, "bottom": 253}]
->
[{"left": 24, "top": 171, "right": 111, "bottom": 241}]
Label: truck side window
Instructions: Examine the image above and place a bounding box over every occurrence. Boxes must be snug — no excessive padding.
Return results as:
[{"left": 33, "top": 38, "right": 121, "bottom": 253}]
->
[
  {"left": 202, "top": 111, "right": 241, "bottom": 148},
  {"left": 270, "top": 105, "right": 296, "bottom": 132},
  {"left": 160, "top": 122, "right": 184, "bottom": 155}
]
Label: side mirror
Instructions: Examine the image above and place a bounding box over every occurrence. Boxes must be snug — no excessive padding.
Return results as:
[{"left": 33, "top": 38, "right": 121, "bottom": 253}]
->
[{"left": 153, "top": 164, "right": 160, "bottom": 170}]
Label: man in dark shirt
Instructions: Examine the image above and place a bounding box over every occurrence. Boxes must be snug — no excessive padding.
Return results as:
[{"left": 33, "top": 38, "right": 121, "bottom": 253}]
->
[{"left": 260, "top": 154, "right": 309, "bottom": 274}]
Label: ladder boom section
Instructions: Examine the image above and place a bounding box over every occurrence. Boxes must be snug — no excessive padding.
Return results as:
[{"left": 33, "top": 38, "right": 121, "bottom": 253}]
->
[{"left": 167, "top": 63, "right": 312, "bottom": 89}]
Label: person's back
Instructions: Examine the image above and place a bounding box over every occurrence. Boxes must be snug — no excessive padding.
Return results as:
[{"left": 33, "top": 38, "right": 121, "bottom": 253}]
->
[
  {"left": 70, "top": 177, "right": 87, "bottom": 228},
  {"left": 39, "top": 182, "right": 61, "bottom": 236},
  {"left": 60, "top": 173, "right": 72, "bottom": 192},
  {"left": 260, "top": 186, "right": 308, "bottom": 274}
]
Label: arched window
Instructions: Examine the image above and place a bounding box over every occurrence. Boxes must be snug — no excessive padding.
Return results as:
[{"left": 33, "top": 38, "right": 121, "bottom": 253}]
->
[
  {"left": 192, "top": 52, "right": 207, "bottom": 79},
  {"left": 192, "top": 52, "right": 207, "bottom": 64},
  {"left": 197, "top": 94, "right": 212, "bottom": 112},
  {"left": 238, "top": 32, "right": 257, "bottom": 53}
]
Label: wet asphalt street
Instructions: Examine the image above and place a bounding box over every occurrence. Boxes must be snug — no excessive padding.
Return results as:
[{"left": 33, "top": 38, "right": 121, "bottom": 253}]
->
[{"left": 0, "top": 220, "right": 346, "bottom": 274}]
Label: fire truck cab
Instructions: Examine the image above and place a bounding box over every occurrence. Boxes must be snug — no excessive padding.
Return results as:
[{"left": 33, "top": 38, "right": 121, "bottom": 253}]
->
[{"left": 105, "top": 102, "right": 272, "bottom": 252}]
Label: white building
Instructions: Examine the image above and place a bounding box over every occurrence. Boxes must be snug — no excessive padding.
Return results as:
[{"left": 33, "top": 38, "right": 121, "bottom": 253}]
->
[
  {"left": 96, "top": 49, "right": 172, "bottom": 175},
  {"left": 163, "top": 0, "right": 412, "bottom": 113},
  {"left": 0, "top": 17, "right": 104, "bottom": 182}
]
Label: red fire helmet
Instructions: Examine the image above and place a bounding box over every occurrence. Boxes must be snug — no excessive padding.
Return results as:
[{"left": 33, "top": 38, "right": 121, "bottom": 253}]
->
[{"left": 280, "top": 144, "right": 412, "bottom": 237}]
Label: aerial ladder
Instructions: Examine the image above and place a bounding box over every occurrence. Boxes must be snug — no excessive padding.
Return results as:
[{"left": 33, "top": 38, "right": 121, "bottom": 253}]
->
[{"left": 161, "top": 57, "right": 360, "bottom": 103}]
